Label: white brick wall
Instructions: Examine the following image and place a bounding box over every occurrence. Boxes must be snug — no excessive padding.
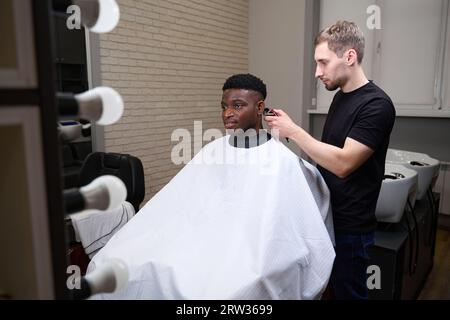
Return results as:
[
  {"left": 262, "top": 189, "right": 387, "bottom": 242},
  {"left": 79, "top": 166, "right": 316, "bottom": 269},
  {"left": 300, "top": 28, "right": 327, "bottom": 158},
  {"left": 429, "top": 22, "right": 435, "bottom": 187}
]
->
[{"left": 100, "top": 0, "right": 249, "bottom": 205}]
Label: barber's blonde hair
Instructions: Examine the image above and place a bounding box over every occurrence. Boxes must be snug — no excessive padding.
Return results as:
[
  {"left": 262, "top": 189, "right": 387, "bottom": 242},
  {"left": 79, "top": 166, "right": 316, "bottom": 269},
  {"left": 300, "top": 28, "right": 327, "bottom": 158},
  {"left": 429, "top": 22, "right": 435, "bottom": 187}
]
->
[{"left": 315, "top": 20, "right": 365, "bottom": 64}]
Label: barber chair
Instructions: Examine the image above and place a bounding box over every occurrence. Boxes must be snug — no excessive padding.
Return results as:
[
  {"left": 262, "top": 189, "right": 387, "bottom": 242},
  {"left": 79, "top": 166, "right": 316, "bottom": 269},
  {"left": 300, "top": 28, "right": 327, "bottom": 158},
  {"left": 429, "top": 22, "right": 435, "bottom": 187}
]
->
[
  {"left": 61, "top": 143, "right": 83, "bottom": 188},
  {"left": 79, "top": 152, "right": 145, "bottom": 212},
  {"left": 67, "top": 152, "right": 145, "bottom": 274}
]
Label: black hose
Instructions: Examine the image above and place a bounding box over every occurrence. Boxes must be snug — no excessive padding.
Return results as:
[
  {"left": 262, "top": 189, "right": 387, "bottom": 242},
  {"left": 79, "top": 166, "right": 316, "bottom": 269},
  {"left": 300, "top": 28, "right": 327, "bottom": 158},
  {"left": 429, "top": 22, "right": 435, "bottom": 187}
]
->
[
  {"left": 407, "top": 199, "right": 419, "bottom": 275},
  {"left": 402, "top": 208, "right": 414, "bottom": 277},
  {"left": 426, "top": 187, "right": 437, "bottom": 252},
  {"left": 426, "top": 188, "right": 436, "bottom": 246}
]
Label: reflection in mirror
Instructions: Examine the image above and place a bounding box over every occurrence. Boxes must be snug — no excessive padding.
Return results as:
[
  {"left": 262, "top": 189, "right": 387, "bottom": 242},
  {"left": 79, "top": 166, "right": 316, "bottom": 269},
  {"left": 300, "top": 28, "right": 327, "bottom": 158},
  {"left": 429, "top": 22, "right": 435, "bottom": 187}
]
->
[
  {"left": 0, "top": 0, "right": 18, "bottom": 69},
  {"left": 52, "top": 2, "right": 93, "bottom": 189}
]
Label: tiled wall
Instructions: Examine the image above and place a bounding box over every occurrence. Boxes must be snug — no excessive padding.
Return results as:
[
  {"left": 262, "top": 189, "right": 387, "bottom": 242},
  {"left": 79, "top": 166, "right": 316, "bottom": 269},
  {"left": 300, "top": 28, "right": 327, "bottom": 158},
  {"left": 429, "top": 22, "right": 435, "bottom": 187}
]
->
[{"left": 99, "top": 0, "right": 249, "bottom": 204}]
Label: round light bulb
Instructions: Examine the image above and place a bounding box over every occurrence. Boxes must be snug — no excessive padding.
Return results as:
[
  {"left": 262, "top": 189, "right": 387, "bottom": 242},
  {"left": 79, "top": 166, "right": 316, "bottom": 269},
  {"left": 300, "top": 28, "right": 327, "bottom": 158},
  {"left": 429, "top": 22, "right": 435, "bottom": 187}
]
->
[
  {"left": 90, "top": 0, "right": 120, "bottom": 33},
  {"left": 81, "top": 175, "right": 127, "bottom": 211},
  {"left": 75, "top": 87, "right": 123, "bottom": 126},
  {"left": 75, "top": 86, "right": 124, "bottom": 125},
  {"left": 95, "top": 86, "right": 124, "bottom": 125},
  {"left": 101, "top": 175, "right": 127, "bottom": 210},
  {"left": 86, "top": 258, "right": 129, "bottom": 294},
  {"left": 108, "top": 258, "right": 129, "bottom": 291}
]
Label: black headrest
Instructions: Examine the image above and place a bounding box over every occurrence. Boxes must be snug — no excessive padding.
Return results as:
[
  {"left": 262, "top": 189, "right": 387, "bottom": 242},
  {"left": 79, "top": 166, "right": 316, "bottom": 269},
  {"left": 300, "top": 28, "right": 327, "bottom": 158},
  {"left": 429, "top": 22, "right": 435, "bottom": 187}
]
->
[{"left": 79, "top": 152, "right": 145, "bottom": 212}]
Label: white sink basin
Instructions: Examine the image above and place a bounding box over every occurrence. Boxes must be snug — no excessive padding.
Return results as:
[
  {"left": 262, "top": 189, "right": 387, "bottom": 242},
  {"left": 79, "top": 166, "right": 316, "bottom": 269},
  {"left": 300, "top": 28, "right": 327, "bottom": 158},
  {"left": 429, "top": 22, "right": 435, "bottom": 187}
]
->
[
  {"left": 375, "top": 164, "right": 418, "bottom": 223},
  {"left": 386, "top": 149, "right": 440, "bottom": 200}
]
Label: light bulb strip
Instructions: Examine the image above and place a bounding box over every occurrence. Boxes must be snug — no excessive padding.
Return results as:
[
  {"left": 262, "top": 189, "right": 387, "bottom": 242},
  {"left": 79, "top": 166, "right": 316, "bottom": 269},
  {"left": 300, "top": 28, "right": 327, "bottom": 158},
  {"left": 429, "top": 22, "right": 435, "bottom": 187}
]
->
[
  {"left": 57, "top": 93, "right": 79, "bottom": 118},
  {"left": 63, "top": 188, "right": 86, "bottom": 214}
]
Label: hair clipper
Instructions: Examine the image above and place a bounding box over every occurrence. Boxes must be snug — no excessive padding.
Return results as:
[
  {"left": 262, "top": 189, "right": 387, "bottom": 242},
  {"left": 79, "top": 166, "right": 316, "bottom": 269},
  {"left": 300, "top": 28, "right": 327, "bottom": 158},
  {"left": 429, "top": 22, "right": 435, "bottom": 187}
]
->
[{"left": 263, "top": 108, "right": 289, "bottom": 142}]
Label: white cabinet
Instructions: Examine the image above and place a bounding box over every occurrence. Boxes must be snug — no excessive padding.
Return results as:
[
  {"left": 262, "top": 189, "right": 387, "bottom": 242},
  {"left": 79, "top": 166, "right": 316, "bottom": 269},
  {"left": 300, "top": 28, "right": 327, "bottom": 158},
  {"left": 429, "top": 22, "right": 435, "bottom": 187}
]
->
[
  {"left": 376, "top": 0, "right": 446, "bottom": 111},
  {"left": 317, "top": 0, "right": 450, "bottom": 117}
]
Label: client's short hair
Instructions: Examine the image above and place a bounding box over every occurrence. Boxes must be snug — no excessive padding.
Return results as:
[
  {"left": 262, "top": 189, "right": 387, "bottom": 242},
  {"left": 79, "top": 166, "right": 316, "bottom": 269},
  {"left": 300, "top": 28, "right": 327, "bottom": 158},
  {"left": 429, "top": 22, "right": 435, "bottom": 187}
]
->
[{"left": 222, "top": 73, "right": 267, "bottom": 100}]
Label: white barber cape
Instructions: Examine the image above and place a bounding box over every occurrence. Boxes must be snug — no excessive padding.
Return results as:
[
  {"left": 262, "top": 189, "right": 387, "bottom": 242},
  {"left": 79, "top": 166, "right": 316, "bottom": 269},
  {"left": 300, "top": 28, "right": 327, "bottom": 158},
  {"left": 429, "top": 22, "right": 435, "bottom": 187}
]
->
[
  {"left": 88, "top": 135, "right": 335, "bottom": 299},
  {"left": 69, "top": 201, "right": 135, "bottom": 259}
]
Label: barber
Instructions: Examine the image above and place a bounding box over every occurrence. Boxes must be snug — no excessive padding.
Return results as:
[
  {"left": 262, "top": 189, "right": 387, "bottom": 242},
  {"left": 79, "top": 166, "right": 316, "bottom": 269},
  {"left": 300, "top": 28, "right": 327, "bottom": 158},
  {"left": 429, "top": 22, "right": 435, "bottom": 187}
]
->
[{"left": 265, "top": 21, "right": 396, "bottom": 300}]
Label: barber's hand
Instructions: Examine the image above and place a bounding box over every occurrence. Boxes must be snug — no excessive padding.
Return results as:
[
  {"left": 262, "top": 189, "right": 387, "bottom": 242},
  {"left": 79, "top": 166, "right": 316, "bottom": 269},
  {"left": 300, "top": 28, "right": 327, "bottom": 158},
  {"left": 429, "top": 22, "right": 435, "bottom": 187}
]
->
[{"left": 265, "top": 109, "right": 300, "bottom": 139}]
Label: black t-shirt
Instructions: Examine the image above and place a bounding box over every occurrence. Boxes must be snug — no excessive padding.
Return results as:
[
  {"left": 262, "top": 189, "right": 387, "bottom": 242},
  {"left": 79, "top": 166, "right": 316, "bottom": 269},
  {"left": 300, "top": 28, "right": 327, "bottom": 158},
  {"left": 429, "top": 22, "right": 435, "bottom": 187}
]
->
[{"left": 317, "top": 81, "right": 396, "bottom": 234}]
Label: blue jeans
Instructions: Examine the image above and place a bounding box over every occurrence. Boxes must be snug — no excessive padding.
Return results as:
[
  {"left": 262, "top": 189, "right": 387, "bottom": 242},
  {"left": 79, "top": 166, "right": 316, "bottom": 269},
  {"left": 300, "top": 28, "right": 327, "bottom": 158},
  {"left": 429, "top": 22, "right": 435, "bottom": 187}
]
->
[{"left": 330, "top": 232, "right": 375, "bottom": 300}]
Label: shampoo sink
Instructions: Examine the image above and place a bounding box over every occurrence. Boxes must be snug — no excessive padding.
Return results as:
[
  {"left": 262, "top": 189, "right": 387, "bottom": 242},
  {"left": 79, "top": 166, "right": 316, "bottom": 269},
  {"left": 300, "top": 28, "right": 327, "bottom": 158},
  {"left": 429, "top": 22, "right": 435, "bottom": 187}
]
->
[
  {"left": 375, "top": 163, "right": 418, "bottom": 223},
  {"left": 386, "top": 149, "right": 440, "bottom": 200}
]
